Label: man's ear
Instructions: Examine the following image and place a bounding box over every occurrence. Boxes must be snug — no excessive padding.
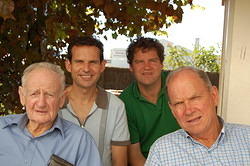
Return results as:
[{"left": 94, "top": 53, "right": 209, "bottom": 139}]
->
[
  {"left": 168, "top": 101, "right": 173, "bottom": 110},
  {"left": 59, "top": 90, "right": 66, "bottom": 108},
  {"left": 129, "top": 65, "right": 133, "bottom": 72},
  {"left": 168, "top": 101, "right": 177, "bottom": 118},
  {"left": 65, "top": 59, "right": 72, "bottom": 73},
  {"left": 18, "top": 86, "right": 25, "bottom": 106},
  {"left": 210, "top": 85, "right": 219, "bottom": 106},
  {"left": 100, "top": 60, "right": 106, "bottom": 73}
]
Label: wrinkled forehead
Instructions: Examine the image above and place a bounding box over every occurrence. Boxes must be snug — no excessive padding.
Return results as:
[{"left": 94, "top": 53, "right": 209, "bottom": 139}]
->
[
  {"left": 167, "top": 70, "right": 209, "bottom": 94},
  {"left": 24, "top": 68, "right": 62, "bottom": 90},
  {"left": 26, "top": 68, "right": 56, "bottom": 79},
  {"left": 168, "top": 69, "right": 202, "bottom": 84}
]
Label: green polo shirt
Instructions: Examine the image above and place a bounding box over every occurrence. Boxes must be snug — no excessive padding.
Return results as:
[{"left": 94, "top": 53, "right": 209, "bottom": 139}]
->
[{"left": 119, "top": 71, "right": 180, "bottom": 158}]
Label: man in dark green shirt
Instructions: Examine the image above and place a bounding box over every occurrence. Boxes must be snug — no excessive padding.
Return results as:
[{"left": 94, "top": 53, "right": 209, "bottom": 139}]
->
[{"left": 119, "top": 37, "right": 180, "bottom": 166}]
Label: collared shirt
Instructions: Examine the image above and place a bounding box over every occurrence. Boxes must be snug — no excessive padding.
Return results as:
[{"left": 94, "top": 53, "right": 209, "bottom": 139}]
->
[
  {"left": 145, "top": 121, "right": 250, "bottom": 166},
  {"left": 119, "top": 71, "right": 180, "bottom": 157},
  {"left": 60, "top": 88, "right": 130, "bottom": 166},
  {"left": 0, "top": 113, "right": 102, "bottom": 166}
]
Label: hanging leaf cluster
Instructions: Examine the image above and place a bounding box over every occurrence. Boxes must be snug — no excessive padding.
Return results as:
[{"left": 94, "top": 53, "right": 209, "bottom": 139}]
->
[{"left": 0, "top": 0, "right": 192, "bottom": 114}]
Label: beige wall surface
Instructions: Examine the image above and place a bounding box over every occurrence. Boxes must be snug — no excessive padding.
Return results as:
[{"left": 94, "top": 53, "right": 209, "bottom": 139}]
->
[{"left": 220, "top": 0, "right": 250, "bottom": 124}]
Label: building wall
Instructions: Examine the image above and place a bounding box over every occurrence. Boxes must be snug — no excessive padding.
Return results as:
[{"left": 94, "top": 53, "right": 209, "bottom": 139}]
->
[
  {"left": 219, "top": 0, "right": 250, "bottom": 124},
  {"left": 109, "top": 48, "right": 129, "bottom": 68}
]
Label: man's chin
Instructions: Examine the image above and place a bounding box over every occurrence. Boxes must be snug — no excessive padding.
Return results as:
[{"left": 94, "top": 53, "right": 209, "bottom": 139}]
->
[{"left": 139, "top": 81, "right": 155, "bottom": 87}]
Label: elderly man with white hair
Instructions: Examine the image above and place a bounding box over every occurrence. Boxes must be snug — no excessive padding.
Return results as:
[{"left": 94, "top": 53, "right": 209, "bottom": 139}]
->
[{"left": 0, "top": 62, "right": 102, "bottom": 166}]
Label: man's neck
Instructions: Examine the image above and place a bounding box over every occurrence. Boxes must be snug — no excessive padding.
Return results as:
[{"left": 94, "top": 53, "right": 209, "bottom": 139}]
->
[
  {"left": 69, "top": 85, "right": 97, "bottom": 104},
  {"left": 67, "top": 84, "right": 98, "bottom": 123},
  {"left": 27, "top": 120, "right": 53, "bottom": 137},
  {"left": 191, "top": 118, "right": 222, "bottom": 148},
  {"left": 137, "top": 80, "right": 162, "bottom": 104}
]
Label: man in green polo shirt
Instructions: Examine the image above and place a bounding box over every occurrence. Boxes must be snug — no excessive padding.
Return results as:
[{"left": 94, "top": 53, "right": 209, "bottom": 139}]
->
[{"left": 119, "top": 37, "right": 180, "bottom": 166}]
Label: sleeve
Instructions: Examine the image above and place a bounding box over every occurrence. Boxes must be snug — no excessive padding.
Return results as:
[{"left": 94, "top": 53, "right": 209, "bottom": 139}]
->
[
  {"left": 144, "top": 144, "right": 161, "bottom": 166},
  {"left": 126, "top": 104, "right": 140, "bottom": 144},
  {"left": 111, "top": 96, "right": 130, "bottom": 145},
  {"left": 119, "top": 92, "right": 140, "bottom": 144}
]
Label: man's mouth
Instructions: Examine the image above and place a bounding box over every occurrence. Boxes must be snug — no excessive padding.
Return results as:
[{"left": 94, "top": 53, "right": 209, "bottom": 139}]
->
[
  {"left": 79, "top": 74, "right": 91, "bottom": 79},
  {"left": 142, "top": 72, "right": 152, "bottom": 75},
  {"left": 187, "top": 116, "right": 201, "bottom": 124},
  {"left": 36, "top": 110, "right": 47, "bottom": 114}
]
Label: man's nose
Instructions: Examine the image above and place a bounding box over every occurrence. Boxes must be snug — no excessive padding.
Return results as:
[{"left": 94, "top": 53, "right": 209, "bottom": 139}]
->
[
  {"left": 37, "top": 94, "right": 46, "bottom": 107},
  {"left": 82, "top": 63, "right": 90, "bottom": 72},
  {"left": 144, "top": 61, "right": 152, "bottom": 69},
  {"left": 184, "top": 102, "right": 193, "bottom": 115}
]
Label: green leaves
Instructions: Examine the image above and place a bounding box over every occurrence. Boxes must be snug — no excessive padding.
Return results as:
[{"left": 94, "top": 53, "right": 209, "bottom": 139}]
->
[
  {"left": 0, "top": 0, "right": 193, "bottom": 114},
  {"left": 164, "top": 45, "right": 221, "bottom": 72},
  {"left": 193, "top": 46, "right": 221, "bottom": 72}
]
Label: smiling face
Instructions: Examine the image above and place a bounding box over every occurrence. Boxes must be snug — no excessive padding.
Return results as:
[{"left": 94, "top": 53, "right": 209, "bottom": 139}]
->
[
  {"left": 129, "top": 48, "right": 163, "bottom": 87},
  {"left": 19, "top": 68, "right": 65, "bottom": 127},
  {"left": 167, "top": 69, "right": 219, "bottom": 138},
  {"left": 65, "top": 45, "right": 106, "bottom": 90}
]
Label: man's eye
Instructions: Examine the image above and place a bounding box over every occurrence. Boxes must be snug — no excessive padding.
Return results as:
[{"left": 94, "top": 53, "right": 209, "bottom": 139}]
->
[
  {"left": 150, "top": 59, "right": 159, "bottom": 63},
  {"left": 134, "top": 60, "right": 143, "bottom": 64},
  {"left": 174, "top": 102, "right": 183, "bottom": 106},
  {"left": 30, "top": 93, "right": 39, "bottom": 97},
  {"left": 90, "top": 61, "right": 99, "bottom": 64},
  {"left": 45, "top": 93, "right": 54, "bottom": 97},
  {"left": 191, "top": 96, "right": 200, "bottom": 101},
  {"left": 74, "top": 60, "right": 83, "bottom": 63}
]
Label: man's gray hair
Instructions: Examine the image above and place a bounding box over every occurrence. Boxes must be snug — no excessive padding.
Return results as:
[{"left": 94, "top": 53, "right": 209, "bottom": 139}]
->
[
  {"left": 21, "top": 62, "right": 65, "bottom": 91},
  {"left": 166, "top": 66, "right": 212, "bottom": 90}
]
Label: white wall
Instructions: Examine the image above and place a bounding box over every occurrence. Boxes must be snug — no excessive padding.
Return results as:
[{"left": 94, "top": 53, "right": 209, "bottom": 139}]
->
[{"left": 219, "top": 0, "right": 250, "bottom": 124}]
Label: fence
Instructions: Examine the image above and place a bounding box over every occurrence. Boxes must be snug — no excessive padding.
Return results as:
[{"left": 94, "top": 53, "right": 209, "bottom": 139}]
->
[{"left": 97, "top": 67, "right": 219, "bottom": 90}]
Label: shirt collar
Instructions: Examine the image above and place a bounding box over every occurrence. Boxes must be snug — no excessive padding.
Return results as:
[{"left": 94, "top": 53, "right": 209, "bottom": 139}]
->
[
  {"left": 95, "top": 86, "right": 108, "bottom": 109},
  {"left": 1, "top": 113, "right": 64, "bottom": 138},
  {"left": 1, "top": 113, "right": 28, "bottom": 129},
  {"left": 217, "top": 117, "right": 225, "bottom": 143},
  {"left": 50, "top": 116, "right": 65, "bottom": 138}
]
